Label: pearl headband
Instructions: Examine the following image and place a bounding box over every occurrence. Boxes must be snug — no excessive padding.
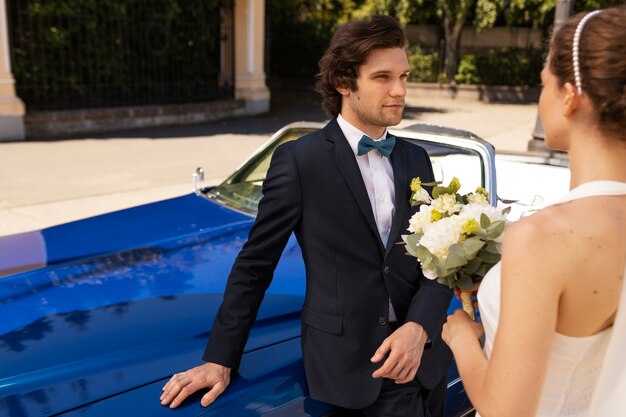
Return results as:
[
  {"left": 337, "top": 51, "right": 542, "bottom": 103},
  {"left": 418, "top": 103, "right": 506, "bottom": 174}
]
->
[{"left": 572, "top": 10, "right": 602, "bottom": 95}]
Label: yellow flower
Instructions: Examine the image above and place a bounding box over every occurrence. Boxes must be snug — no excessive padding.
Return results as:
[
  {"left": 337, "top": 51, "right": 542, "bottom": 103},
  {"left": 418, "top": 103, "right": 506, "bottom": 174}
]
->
[
  {"left": 463, "top": 219, "right": 480, "bottom": 235},
  {"left": 475, "top": 186, "right": 488, "bottom": 197},
  {"left": 431, "top": 210, "right": 443, "bottom": 222},
  {"left": 410, "top": 177, "right": 422, "bottom": 193},
  {"left": 449, "top": 177, "right": 461, "bottom": 193}
]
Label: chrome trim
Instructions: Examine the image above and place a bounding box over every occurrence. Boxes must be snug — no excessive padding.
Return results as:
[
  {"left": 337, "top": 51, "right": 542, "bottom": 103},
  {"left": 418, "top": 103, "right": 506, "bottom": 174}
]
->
[
  {"left": 459, "top": 408, "right": 476, "bottom": 417},
  {"left": 495, "top": 151, "right": 569, "bottom": 168},
  {"left": 446, "top": 376, "right": 462, "bottom": 389},
  {"left": 192, "top": 167, "right": 205, "bottom": 196},
  {"left": 194, "top": 121, "right": 498, "bottom": 213}
]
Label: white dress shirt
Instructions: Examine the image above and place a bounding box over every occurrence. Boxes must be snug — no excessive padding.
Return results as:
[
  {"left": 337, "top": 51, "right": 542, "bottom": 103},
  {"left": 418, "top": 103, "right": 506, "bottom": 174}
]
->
[
  {"left": 337, "top": 114, "right": 397, "bottom": 321},
  {"left": 337, "top": 114, "right": 396, "bottom": 247}
]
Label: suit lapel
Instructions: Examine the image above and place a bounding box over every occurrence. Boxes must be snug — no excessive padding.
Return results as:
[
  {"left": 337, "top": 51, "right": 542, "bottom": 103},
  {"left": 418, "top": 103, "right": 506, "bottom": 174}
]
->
[
  {"left": 385, "top": 140, "right": 408, "bottom": 258},
  {"left": 324, "top": 120, "right": 385, "bottom": 253}
]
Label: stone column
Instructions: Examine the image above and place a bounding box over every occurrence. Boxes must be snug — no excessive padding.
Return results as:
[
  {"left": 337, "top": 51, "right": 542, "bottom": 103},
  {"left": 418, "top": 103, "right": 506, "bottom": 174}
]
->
[
  {"left": 0, "top": 0, "right": 24, "bottom": 141},
  {"left": 234, "top": 0, "right": 270, "bottom": 115}
]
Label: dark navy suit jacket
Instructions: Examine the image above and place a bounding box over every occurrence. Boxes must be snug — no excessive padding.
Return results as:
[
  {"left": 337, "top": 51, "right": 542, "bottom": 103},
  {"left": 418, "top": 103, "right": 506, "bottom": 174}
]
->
[{"left": 204, "top": 118, "right": 453, "bottom": 408}]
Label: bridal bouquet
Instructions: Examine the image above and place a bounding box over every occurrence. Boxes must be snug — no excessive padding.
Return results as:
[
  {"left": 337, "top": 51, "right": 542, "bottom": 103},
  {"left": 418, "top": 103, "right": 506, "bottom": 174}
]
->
[{"left": 402, "top": 177, "right": 509, "bottom": 320}]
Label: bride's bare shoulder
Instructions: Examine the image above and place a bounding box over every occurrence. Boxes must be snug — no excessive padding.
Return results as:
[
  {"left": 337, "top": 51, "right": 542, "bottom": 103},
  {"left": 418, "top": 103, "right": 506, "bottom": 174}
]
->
[{"left": 502, "top": 198, "right": 624, "bottom": 269}]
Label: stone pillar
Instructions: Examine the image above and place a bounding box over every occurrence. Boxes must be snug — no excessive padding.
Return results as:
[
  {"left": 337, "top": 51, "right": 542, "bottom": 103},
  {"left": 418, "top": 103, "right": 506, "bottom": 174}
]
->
[
  {"left": 234, "top": 0, "right": 270, "bottom": 115},
  {"left": 0, "top": 0, "right": 24, "bottom": 141}
]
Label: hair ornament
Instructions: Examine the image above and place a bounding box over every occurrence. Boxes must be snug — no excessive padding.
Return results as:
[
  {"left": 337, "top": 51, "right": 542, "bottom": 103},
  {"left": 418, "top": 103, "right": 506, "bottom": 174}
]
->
[{"left": 572, "top": 10, "right": 602, "bottom": 95}]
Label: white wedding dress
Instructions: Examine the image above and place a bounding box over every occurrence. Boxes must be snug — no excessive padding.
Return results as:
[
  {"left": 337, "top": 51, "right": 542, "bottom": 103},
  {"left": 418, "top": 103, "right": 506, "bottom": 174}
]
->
[{"left": 476, "top": 181, "right": 626, "bottom": 417}]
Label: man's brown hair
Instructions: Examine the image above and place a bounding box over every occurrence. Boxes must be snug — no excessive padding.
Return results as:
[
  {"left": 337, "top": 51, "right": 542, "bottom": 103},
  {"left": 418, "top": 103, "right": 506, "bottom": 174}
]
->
[{"left": 315, "top": 15, "right": 407, "bottom": 117}]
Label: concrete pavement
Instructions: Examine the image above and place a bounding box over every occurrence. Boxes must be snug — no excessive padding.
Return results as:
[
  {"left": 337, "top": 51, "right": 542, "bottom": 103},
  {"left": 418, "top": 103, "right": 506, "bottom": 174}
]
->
[{"left": 0, "top": 90, "right": 539, "bottom": 237}]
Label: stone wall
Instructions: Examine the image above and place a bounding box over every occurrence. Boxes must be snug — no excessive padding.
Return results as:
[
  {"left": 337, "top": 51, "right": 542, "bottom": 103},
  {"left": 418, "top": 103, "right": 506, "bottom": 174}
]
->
[{"left": 406, "top": 24, "right": 543, "bottom": 53}]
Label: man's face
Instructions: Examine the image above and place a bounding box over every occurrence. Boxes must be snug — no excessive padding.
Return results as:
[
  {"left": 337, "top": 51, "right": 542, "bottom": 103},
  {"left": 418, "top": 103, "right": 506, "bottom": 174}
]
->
[{"left": 338, "top": 47, "right": 410, "bottom": 137}]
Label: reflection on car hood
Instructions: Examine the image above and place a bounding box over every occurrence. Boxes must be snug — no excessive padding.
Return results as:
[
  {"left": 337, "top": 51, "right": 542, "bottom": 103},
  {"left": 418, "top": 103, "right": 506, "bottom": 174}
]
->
[
  {"left": 0, "top": 196, "right": 306, "bottom": 416},
  {"left": 0, "top": 193, "right": 251, "bottom": 277}
]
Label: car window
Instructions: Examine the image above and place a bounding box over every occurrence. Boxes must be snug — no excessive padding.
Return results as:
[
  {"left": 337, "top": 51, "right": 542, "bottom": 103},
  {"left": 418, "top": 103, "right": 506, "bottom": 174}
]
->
[
  {"left": 404, "top": 140, "right": 484, "bottom": 195},
  {"left": 495, "top": 155, "right": 570, "bottom": 220},
  {"left": 209, "top": 128, "right": 487, "bottom": 215},
  {"left": 208, "top": 129, "right": 309, "bottom": 214}
]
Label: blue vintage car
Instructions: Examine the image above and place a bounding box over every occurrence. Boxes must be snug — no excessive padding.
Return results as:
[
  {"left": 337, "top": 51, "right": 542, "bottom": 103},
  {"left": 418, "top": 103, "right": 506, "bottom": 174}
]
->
[{"left": 0, "top": 122, "right": 569, "bottom": 417}]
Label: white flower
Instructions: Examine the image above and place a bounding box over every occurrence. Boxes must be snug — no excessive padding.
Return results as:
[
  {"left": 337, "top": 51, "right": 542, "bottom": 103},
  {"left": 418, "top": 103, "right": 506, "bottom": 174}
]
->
[
  {"left": 412, "top": 188, "right": 432, "bottom": 204},
  {"left": 407, "top": 205, "right": 433, "bottom": 234},
  {"left": 466, "top": 192, "right": 488, "bottom": 204},
  {"left": 460, "top": 203, "right": 506, "bottom": 226},
  {"left": 422, "top": 268, "right": 438, "bottom": 280},
  {"left": 431, "top": 194, "right": 463, "bottom": 216},
  {"left": 419, "top": 215, "right": 466, "bottom": 261},
  {"left": 459, "top": 203, "right": 508, "bottom": 241}
]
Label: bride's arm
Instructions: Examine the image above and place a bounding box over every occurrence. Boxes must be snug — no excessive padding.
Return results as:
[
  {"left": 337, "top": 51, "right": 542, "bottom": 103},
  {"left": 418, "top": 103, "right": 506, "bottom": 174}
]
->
[{"left": 445, "top": 215, "right": 571, "bottom": 417}]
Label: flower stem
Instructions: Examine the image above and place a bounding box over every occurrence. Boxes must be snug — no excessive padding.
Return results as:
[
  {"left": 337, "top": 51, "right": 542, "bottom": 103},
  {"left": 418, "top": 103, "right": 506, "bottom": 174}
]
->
[{"left": 460, "top": 291, "right": 475, "bottom": 321}]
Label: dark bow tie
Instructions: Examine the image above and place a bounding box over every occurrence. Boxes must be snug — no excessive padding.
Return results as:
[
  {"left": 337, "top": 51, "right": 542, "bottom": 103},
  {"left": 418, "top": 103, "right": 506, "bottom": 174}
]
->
[{"left": 357, "top": 134, "right": 396, "bottom": 157}]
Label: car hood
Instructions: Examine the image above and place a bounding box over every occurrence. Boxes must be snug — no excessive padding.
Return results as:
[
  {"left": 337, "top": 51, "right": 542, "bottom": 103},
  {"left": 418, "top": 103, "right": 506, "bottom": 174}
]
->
[{"left": 0, "top": 196, "right": 306, "bottom": 416}]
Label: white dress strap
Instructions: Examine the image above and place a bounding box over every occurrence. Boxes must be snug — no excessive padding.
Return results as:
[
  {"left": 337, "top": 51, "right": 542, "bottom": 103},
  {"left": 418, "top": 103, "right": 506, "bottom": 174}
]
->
[{"left": 543, "top": 180, "right": 626, "bottom": 207}]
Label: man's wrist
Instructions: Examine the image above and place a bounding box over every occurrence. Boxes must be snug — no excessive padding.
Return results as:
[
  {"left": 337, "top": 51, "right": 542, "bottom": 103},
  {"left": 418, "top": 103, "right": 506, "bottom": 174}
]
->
[
  {"left": 206, "top": 361, "right": 232, "bottom": 374},
  {"left": 403, "top": 321, "right": 430, "bottom": 345}
]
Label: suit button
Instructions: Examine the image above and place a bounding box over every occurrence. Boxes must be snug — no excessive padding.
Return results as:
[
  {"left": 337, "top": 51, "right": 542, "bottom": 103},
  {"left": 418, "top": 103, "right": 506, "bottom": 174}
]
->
[
  {"left": 383, "top": 266, "right": 390, "bottom": 274},
  {"left": 378, "top": 316, "right": 388, "bottom": 326}
]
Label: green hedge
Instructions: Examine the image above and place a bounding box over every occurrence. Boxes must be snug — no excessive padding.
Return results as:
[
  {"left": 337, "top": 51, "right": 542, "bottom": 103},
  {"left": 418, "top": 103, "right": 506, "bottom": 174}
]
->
[
  {"left": 454, "top": 48, "right": 544, "bottom": 86},
  {"left": 9, "top": 0, "right": 229, "bottom": 110},
  {"left": 407, "top": 46, "right": 440, "bottom": 83},
  {"left": 408, "top": 46, "right": 543, "bottom": 86}
]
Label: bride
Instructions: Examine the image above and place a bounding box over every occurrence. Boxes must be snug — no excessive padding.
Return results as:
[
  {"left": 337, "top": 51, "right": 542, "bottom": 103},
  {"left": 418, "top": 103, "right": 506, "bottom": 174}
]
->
[{"left": 441, "top": 6, "right": 626, "bottom": 417}]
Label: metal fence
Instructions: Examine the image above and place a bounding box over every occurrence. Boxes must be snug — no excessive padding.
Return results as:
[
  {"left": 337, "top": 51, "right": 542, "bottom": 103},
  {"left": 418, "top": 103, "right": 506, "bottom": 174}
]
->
[{"left": 7, "top": 0, "right": 234, "bottom": 111}]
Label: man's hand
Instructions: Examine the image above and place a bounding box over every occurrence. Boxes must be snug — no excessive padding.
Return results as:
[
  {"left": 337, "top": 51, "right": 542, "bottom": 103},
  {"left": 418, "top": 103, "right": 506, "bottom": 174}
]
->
[
  {"left": 370, "top": 322, "right": 428, "bottom": 384},
  {"left": 160, "top": 362, "right": 231, "bottom": 408}
]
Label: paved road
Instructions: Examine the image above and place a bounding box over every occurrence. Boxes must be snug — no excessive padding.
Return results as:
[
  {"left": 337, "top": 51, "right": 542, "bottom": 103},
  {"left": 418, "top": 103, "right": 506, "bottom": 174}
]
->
[{"left": 0, "top": 90, "right": 539, "bottom": 237}]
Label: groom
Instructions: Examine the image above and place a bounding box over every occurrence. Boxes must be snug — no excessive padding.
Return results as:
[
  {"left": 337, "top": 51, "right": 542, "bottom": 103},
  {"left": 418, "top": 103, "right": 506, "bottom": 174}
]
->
[{"left": 161, "top": 15, "right": 452, "bottom": 417}]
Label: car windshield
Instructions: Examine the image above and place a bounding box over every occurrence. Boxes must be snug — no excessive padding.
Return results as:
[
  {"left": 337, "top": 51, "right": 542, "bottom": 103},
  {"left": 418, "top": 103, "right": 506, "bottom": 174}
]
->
[{"left": 208, "top": 127, "right": 485, "bottom": 215}]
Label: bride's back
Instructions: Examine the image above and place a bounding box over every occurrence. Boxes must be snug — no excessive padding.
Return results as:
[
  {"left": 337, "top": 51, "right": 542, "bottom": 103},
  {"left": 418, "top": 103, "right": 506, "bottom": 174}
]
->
[{"left": 533, "top": 195, "right": 626, "bottom": 337}]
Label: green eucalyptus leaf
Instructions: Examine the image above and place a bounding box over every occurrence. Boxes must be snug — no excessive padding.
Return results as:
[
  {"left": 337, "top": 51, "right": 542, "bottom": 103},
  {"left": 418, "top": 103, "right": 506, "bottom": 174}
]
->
[
  {"left": 484, "top": 241, "right": 500, "bottom": 254},
  {"left": 480, "top": 213, "right": 491, "bottom": 229},
  {"left": 417, "top": 244, "right": 433, "bottom": 262},
  {"left": 463, "top": 257, "right": 483, "bottom": 275},
  {"left": 445, "top": 245, "right": 468, "bottom": 269},
  {"left": 478, "top": 250, "right": 501, "bottom": 264},
  {"left": 403, "top": 233, "right": 422, "bottom": 247},
  {"left": 475, "top": 264, "right": 488, "bottom": 277},
  {"left": 432, "top": 186, "right": 452, "bottom": 198},
  {"left": 486, "top": 221, "right": 505, "bottom": 239},
  {"left": 462, "top": 236, "right": 485, "bottom": 259},
  {"left": 404, "top": 244, "right": 418, "bottom": 258},
  {"left": 501, "top": 206, "right": 511, "bottom": 216},
  {"left": 456, "top": 274, "right": 473, "bottom": 290}
]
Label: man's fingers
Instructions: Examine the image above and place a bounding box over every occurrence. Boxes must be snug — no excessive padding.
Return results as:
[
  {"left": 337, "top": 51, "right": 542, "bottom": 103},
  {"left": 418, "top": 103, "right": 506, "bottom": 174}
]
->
[
  {"left": 371, "top": 338, "right": 392, "bottom": 363},
  {"left": 160, "top": 376, "right": 192, "bottom": 406},
  {"left": 169, "top": 379, "right": 207, "bottom": 409},
  {"left": 162, "top": 373, "right": 184, "bottom": 394},
  {"left": 201, "top": 381, "right": 227, "bottom": 407},
  {"left": 372, "top": 351, "right": 400, "bottom": 378},
  {"left": 393, "top": 366, "right": 417, "bottom": 384}
]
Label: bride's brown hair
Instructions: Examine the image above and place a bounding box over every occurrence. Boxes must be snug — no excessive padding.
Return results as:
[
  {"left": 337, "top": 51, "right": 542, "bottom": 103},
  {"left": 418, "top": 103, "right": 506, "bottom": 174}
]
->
[{"left": 550, "top": 5, "right": 626, "bottom": 140}]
